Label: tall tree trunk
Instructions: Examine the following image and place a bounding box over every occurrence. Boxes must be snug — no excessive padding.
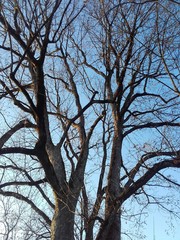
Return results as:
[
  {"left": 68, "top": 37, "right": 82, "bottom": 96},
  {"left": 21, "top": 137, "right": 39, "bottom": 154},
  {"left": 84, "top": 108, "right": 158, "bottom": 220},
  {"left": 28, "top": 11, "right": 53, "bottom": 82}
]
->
[
  {"left": 96, "top": 204, "right": 122, "bottom": 240},
  {"left": 105, "top": 132, "right": 122, "bottom": 240},
  {"left": 106, "top": 213, "right": 121, "bottom": 240},
  {"left": 51, "top": 193, "right": 76, "bottom": 240}
]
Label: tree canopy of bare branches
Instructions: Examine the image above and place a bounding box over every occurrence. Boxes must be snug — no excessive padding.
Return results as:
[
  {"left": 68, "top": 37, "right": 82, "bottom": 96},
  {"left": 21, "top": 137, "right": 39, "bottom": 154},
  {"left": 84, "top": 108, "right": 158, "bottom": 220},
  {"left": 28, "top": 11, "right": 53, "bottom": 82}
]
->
[{"left": 0, "top": 1, "right": 179, "bottom": 240}]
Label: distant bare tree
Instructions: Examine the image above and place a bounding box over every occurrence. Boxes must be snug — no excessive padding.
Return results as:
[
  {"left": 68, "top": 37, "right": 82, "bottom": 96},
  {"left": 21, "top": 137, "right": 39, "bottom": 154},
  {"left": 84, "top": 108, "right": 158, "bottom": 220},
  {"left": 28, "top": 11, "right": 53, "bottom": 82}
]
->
[
  {"left": 0, "top": 1, "right": 179, "bottom": 240},
  {"left": 0, "top": 196, "right": 50, "bottom": 240}
]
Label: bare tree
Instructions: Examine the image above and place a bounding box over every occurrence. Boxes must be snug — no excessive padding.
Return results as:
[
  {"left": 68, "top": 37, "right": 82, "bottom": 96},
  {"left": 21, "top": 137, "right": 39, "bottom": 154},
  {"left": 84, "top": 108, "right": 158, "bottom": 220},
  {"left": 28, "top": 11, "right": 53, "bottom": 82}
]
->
[
  {"left": 0, "top": 196, "right": 21, "bottom": 240},
  {"left": 0, "top": 196, "right": 50, "bottom": 240},
  {"left": 0, "top": 1, "right": 179, "bottom": 240}
]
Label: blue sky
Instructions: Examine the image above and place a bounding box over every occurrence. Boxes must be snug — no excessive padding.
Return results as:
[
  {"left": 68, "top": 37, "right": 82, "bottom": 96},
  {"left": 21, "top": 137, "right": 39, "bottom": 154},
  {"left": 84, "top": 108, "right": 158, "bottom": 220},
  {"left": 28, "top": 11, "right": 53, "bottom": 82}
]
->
[
  {"left": 146, "top": 210, "right": 180, "bottom": 240},
  {"left": 121, "top": 204, "right": 180, "bottom": 240}
]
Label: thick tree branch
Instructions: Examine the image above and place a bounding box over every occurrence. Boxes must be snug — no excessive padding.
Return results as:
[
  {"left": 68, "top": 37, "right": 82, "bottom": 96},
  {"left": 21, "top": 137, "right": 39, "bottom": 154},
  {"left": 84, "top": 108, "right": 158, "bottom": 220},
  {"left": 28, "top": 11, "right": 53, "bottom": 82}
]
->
[
  {"left": 0, "top": 119, "right": 36, "bottom": 148},
  {"left": 0, "top": 178, "right": 47, "bottom": 188},
  {"left": 58, "top": 91, "right": 99, "bottom": 147},
  {"left": 0, "top": 147, "right": 36, "bottom": 156},
  {"left": 123, "top": 150, "right": 180, "bottom": 187},
  {"left": 120, "top": 158, "right": 180, "bottom": 203},
  {"left": 124, "top": 121, "right": 180, "bottom": 137},
  {"left": 0, "top": 190, "right": 51, "bottom": 225},
  {"left": 0, "top": 164, "right": 54, "bottom": 209},
  {"left": 0, "top": 80, "right": 32, "bottom": 113},
  {"left": 97, "top": 158, "right": 180, "bottom": 240}
]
